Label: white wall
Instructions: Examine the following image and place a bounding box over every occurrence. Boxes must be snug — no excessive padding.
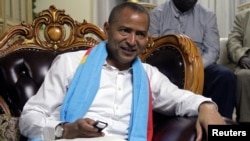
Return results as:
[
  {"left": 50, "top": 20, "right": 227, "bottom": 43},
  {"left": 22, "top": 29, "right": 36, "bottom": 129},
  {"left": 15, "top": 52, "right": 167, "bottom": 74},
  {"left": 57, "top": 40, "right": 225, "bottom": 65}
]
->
[
  {"left": 34, "top": 0, "right": 123, "bottom": 29},
  {"left": 93, "top": 0, "right": 123, "bottom": 28},
  {"left": 34, "top": 0, "right": 93, "bottom": 23}
]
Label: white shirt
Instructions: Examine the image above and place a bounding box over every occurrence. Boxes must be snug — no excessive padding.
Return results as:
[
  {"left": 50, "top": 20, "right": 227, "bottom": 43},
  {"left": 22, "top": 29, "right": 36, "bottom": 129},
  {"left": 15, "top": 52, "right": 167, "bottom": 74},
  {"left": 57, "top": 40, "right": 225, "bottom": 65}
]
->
[{"left": 19, "top": 50, "right": 213, "bottom": 140}]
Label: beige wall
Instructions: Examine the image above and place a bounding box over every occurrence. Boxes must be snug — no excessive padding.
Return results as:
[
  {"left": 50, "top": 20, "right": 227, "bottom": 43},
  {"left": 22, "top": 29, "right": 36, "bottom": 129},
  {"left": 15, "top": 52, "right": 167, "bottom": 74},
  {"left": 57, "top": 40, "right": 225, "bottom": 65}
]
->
[{"left": 34, "top": 0, "right": 93, "bottom": 23}]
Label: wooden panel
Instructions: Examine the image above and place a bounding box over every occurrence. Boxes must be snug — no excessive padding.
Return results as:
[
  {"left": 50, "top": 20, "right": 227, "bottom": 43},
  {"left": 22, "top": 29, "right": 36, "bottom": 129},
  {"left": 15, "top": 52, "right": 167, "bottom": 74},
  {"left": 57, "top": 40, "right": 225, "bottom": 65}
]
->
[{"left": 0, "top": 0, "right": 32, "bottom": 35}]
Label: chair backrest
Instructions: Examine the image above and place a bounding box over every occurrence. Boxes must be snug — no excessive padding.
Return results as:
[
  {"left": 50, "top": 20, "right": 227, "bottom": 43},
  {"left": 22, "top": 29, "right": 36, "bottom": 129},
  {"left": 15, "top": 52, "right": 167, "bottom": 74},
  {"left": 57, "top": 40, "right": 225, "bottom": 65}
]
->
[
  {"left": 0, "top": 5, "right": 106, "bottom": 117},
  {"left": 0, "top": 5, "right": 106, "bottom": 56},
  {"left": 140, "top": 34, "right": 204, "bottom": 94}
]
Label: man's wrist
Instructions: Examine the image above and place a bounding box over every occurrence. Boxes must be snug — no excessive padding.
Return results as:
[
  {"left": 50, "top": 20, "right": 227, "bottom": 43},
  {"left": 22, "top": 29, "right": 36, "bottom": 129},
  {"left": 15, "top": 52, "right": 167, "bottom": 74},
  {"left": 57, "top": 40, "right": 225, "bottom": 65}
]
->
[
  {"left": 198, "top": 101, "right": 217, "bottom": 112},
  {"left": 55, "top": 122, "right": 67, "bottom": 139}
]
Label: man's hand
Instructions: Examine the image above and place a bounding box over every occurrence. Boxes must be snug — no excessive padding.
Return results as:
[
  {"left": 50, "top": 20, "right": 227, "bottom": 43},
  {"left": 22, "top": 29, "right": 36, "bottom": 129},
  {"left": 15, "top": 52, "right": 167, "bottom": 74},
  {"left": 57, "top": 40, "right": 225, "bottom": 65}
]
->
[
  {"left": 195, "top": 102, "right": 226, "bottom": 141},
  {"left": 238, "top": 56, "right": 250, "bottom": 69},
  {"left": 62, "top": 118, "right": 105, "bottom": 139}
]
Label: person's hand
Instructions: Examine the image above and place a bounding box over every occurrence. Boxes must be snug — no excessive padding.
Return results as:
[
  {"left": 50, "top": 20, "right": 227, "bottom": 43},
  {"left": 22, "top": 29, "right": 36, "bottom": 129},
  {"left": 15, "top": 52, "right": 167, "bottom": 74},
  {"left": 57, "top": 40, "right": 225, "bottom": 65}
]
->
[
  {"left": 195, "top": 102, "right": 226, "bottom": 141},
  {"left": 62, "top": 118, "right": 105, "bottom": 139},
  {"left": 238, "top": 56, "right": 250, "bottom": 69}
]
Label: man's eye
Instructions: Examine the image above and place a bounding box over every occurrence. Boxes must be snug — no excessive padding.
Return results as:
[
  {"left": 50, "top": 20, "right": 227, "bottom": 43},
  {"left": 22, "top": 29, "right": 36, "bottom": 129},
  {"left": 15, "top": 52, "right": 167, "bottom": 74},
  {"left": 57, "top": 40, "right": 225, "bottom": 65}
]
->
[
  {"left": 136, "top": 32, "right": 146, "bottom": 39},
  {"left": 119, "top": 29, "right": 129, "bottom": 36}
]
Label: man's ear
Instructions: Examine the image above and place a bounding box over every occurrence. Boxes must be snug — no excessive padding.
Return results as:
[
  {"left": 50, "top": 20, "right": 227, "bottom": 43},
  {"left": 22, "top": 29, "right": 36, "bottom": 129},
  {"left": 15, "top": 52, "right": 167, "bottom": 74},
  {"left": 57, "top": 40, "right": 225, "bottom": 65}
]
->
[{"left": 103, "top": 22, "right": 109, "bottom": 38}]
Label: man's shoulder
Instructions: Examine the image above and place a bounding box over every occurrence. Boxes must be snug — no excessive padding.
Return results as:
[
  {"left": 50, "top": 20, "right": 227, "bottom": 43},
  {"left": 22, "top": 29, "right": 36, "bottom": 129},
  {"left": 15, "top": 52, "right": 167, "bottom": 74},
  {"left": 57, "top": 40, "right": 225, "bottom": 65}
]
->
[
  {"left": 59, "top": 50, "right": 87, "bottom": 57},
  {"left": 195, "top": 3, "right": 215, "bottom": 15},
  {"left": 236, "top": 9, "right": 250, "bottom": 18},
  {"left": 54, "top": 50, "right": 87, "bottom": 62},
  {"left": 193, "top": 3, "right": 216, "bottom": 21},
  {"left": 142, "top": 63, "right": 159, "bottom": 73}
]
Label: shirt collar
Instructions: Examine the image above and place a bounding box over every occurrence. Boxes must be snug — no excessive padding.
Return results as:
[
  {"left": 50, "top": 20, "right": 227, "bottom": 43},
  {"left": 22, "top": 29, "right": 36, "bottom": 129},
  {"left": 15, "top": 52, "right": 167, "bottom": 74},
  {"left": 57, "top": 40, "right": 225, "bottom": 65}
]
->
[
  {"left": 170, "top": 0, "right": 194, "bottom": 18},
  {"left": 170, "top": 0, "right": 181, "bottom": 18},
  {"left": 103, "top": 61, "right": 133, "bottom": 73}
]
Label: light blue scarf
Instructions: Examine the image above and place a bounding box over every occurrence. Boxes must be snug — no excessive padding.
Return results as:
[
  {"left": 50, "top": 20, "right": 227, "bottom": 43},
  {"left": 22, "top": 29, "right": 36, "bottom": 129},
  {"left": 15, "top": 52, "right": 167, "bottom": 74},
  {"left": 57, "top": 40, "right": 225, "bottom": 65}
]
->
[{"left": 32, "top": 41, "right": 150, "bottom": 141}]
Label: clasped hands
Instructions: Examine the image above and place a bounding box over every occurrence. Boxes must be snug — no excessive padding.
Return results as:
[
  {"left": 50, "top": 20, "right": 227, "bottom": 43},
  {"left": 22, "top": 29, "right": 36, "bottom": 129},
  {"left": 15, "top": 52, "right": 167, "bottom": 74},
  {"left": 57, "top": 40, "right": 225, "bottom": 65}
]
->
[
  {"left": 239, "top": 49, "right": 250, "bottom": 69},
  {"left": 239, "top": 56, "right": 250, "bottom": 69}
]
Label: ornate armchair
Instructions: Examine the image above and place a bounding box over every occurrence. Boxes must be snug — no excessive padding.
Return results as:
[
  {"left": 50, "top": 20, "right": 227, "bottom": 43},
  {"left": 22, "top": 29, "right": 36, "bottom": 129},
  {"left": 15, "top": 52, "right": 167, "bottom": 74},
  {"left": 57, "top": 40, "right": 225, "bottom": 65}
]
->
[
  {"left": 0, "top": 5, "right": 234, "bottom": 141},
  {"left": 140, "top": 34, "right": 204, "bottom": 141}
]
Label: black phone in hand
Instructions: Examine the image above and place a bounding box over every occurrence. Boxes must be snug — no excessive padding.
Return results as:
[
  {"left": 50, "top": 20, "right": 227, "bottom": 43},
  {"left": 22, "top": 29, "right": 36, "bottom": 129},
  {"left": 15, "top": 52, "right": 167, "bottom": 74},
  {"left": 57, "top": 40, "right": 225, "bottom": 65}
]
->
[{"left": 93, "top": 120, "right": 108, "bottom": 132}]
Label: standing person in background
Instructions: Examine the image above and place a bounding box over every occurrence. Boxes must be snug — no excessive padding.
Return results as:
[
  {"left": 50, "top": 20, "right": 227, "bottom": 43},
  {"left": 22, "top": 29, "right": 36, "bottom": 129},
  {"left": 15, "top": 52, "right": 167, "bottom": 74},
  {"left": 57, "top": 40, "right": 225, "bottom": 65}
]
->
[
  {"left": 227, "top": 9, "right": 250, "bottom": 125},
  {"left": 149, "top": 0, "right": 237, "bottom": 119}
]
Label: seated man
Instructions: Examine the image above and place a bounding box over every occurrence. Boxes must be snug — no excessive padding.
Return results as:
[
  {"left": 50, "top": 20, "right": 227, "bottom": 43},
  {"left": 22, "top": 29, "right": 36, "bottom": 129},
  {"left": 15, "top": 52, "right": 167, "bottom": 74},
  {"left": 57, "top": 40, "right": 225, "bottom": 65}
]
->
[
  {"left": 19, "top": 2, "right": 226, "bottom": 141},
  {"left": 227, "top": 9, "right": 250, "bottom": 124},
  {"left": 149, "top": 0, "right": 236, "bottom": 119}
]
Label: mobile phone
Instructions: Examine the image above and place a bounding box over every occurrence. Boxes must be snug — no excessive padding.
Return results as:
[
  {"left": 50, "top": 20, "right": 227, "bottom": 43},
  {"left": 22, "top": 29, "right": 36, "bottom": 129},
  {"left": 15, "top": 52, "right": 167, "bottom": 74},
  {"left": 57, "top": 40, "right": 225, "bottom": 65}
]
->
[{"left": 93, "top": 120, "right": 108, "bottom": 132}]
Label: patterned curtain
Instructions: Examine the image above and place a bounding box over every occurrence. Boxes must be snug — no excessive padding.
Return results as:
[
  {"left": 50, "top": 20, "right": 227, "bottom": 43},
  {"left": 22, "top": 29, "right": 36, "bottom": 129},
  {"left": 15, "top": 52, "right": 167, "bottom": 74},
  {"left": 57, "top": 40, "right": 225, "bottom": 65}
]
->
[
  {"left": 198, "top": 0, "right": 237, "bottom": 38},
  {"left": 199, "top": 0, "right": 250, "bottom": 37}
]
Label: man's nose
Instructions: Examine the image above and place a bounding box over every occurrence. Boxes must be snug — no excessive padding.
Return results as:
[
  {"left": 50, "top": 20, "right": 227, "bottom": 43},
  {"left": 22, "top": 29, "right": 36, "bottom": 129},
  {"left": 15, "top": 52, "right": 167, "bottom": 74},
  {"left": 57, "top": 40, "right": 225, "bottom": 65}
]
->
[{"left": 127, "top": 33, "right": 136, "bottom": 46}]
